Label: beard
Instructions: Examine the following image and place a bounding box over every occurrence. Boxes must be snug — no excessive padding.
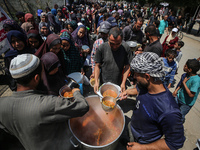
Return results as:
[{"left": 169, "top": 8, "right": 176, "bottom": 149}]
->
[
  {"left": 146, "top": 35, "right": 150, "bottom": 41},
  {"left": 137, "top": 81, "right": 149, "bottom": 89}
]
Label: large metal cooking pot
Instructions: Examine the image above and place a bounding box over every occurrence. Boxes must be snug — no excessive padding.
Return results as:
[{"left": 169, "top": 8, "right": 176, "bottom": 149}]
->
[{"left": 69, "top": 95, "right": 125, "bottom": 150}]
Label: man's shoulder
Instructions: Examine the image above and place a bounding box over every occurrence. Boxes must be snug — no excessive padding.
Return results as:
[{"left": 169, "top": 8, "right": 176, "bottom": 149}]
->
[
  {"left": 150, "top": 40, "right": 162, "bottom": 49},
  {"left": 149, "top": 90, "right": 179, "bottom": 111},
  {"left": 98, "top": 42, "right": 109, "bottom": 49},
  {"left": 121, "top": 41, "right": 131, "bottom": 50},
  {"left": 123, "top": 24, "right": 133, "bottom": 31}
]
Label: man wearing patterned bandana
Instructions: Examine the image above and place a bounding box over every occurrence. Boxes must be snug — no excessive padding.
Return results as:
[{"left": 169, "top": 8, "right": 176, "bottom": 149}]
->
[{"left": 119, "top": 52, "right": 185, "bottom": 150}]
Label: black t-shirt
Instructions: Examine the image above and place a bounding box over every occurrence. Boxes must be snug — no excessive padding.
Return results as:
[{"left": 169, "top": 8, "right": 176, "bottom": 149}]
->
[
  {"left": 144, "top": 40, "right": 163, "bottom": 57},
  {"left": 149, "top": 16, "right": 158, "bottom": 25},
  {"left": 95, "top": 42, "right": 132, "bottom": 85}
]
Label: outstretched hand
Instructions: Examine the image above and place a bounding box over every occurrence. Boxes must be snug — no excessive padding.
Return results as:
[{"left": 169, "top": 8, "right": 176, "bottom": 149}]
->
[{"left": 119, "top": 91, "right": 127, "bottom": 100}]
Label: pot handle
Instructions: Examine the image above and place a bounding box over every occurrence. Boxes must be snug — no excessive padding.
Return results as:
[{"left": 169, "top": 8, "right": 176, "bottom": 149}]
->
[{"left": 70, "top": 136, "right": 79, "bottom": 148}]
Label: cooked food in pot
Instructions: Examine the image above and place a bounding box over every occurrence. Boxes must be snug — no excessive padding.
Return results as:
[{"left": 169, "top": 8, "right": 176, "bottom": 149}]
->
[
  {"left": 63, "top": 91, "right": 73, "bottom": 98},
  {"left": 102, "top": 100, "right": 115, "bottom": 108},
  {"left": 102, "top": 90, "right": 117, "bottom": 98}
]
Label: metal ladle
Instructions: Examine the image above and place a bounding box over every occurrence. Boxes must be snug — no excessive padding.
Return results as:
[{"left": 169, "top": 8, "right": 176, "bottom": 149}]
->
[{"left": 101, "top": 96, "right": 120, "bottom": 112}]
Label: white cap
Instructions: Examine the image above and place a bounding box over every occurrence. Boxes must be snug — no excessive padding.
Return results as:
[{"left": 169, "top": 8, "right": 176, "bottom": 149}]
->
[
  {"left": 172, "top": 28, "right": 178, "bottom": 32},
  {"left": 10, "top": 54, "right": 40, "bottom": 79},
  {"left": 77, "top": 22, "right": 83, "bottom": 26}
]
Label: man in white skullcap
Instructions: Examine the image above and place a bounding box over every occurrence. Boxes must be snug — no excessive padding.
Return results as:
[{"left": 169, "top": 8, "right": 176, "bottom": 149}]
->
[
  {"left": 119, "top": 52, "right": 185, "bottom": 150},
  {"left": 0, "top": 54, "right": 89, "bottom": 149}
]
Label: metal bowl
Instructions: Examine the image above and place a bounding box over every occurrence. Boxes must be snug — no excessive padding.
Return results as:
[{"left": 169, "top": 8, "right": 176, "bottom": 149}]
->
[
  {"left": 90, "top": 78, "right": 95, "bottom": 87},
  {"left": 126, "top": 41, "right": 142, "bottom": 52},
  {"left": 59, "top": 85, "right": 74, "bottom": 101},
  {"left": 101, "top": 96, "right": 117, "bottom": 112}
]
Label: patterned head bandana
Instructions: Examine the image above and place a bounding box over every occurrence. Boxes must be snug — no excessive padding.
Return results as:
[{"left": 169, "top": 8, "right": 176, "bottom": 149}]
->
[{"left": 131, "top": 52, "right": 169, "bottom": 79}]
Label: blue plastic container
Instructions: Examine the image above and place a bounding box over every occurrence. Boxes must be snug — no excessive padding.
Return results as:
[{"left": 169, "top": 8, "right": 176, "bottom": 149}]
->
[{"left": 79, "top": 83, "right": 83, "bottom": 95}]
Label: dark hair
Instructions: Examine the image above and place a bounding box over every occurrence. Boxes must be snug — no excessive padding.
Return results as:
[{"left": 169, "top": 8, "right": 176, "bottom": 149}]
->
[
  {"left": 100, "top": 8, "right": 107, "bottom": 13},
  {"left": 46, "top": 7, "right": 51, "bottom": 12},
  {"left": 178, "top": 41, "right": 184, "bottom": 48},
  {"left": 165, "top": 49, "right": 177, "bottom": 57},
  {"left": 186, "top": 59, "right": 200, "bottom": 74},
  {"left": 15, "top": 12, "right": 25, "bottom": 18},
  {"left": 112, "top": 12, "right": 119, "bottom": 17},
  {"left": 145, "top": 24, "right": 157, "bottom": 36},
  {"left": 109, "top": 27, "right": 123, "bottom": 39},
  {"left": 153, "top": 20, "right": 160, "bottom": 28},
  {"left": 15, "top": 63, "right": 42, "bottom": 86},
  {"left": 103, "top": 13, "right": 110, "bottom": 20}
]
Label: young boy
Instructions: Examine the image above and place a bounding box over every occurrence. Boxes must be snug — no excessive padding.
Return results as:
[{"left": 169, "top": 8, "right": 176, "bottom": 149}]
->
[
  {"left": 174, "top": 41, "right": 184, "bottom": 63},
  {"left": 173, "top": 59, "right": 200, "bottom": 123},
  {"left": 162, "top": 49, "right": 177, "bottom": 88}
]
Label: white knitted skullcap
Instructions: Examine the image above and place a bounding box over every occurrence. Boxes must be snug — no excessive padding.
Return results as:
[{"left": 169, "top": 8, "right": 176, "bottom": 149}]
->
[{"left": 9, "top": 54, "right": 40, "bottom": 79}]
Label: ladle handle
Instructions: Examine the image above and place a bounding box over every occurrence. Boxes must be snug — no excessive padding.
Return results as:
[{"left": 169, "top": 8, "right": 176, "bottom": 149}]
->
[
  {"left": 70, "top": 136, "right": 79, "bottom": 148},
  {"left": 96, "top": 91, "right": 103, "bottom": 99}
]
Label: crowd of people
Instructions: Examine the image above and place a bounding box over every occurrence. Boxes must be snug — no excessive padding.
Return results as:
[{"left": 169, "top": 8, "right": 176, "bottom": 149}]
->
[{"left": 0, "top": 1, "right": 200, "bottom": 150}]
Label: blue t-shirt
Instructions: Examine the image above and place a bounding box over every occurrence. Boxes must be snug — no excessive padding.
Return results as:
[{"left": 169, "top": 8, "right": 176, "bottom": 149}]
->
[
  {"left": 158, "top": 20, "right": 168, "bottom": 34},
  {"left": 131, "top": 87, "right": 185, "bottom": 150},
  {"left": 163, "top": 58, "right": 177, "bottom": 84},
  {"left": 177, "top": 74, "right": 200, "bottom": 106}
]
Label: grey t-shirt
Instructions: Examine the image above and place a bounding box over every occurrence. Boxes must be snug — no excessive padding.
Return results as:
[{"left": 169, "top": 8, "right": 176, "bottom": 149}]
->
[
  {"left": 95, "top": 42, "right": 132, "bottom": 85},
  {"left": 144, "top": 40, "right": 163, "bottom": 57}
]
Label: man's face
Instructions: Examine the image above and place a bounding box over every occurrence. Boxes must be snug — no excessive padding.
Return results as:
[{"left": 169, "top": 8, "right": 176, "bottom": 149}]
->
[
  {"left": 17, "top": 16, "right": 25, "bottom": 23},
  {"left": 108, "top": 34, "right": 122, "bottom": 51},
  {"left": 134, "top": 21, "right": 143, "bottom": 31},
  {"left": 40, "top": 26, "right": 49, "bottom": 35},
  {"left": 134, "top": 72, "right": 149, "bottom": 88},
  {"left": 164, "top": 15, "right": 168, "bottom": 21}
]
